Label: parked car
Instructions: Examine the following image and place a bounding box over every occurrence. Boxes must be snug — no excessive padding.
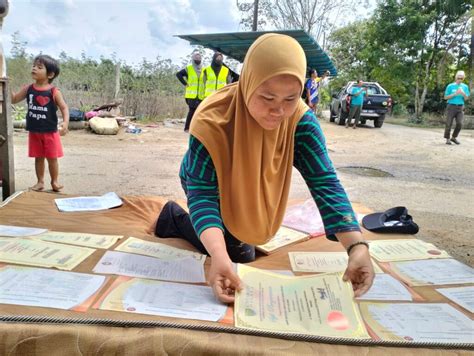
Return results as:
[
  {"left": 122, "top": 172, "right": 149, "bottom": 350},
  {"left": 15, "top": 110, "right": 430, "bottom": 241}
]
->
[{"left": 329, "top": 81, "right": 392, "bottom": 128}]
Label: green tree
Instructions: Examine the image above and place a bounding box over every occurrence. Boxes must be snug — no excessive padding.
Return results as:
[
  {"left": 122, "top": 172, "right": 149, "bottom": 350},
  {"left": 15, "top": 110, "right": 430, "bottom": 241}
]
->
[
  {"left": 371, "top": 0, "right": 471, "bottom": 119},
  {"left": 10, "top": 31, "right": 27, "bottom": 59}
]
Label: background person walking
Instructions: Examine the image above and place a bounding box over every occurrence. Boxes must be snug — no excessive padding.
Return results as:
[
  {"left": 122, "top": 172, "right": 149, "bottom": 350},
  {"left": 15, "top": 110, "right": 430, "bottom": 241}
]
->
[
  {"left": 346, "top": 80, "right": 367, "bottom": 129},
  {"left": 443, "top": 70, "right": 470, "bottom": 145}
]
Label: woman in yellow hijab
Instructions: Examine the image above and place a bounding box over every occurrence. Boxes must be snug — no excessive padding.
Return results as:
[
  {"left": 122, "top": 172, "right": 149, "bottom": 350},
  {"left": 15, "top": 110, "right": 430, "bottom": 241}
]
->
[{"left": 157, "top": 33, "right": 374, "bottom": 302}]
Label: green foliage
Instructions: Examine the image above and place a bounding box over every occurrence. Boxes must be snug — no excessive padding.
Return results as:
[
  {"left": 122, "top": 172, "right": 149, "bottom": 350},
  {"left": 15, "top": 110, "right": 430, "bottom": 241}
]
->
[
  {"left": 12, "top": 105, "right": 26, "bottom": 121},
  {"left": 7, "top": 33, "right": 186, "bottom": 120},
  {"left": 327, "top": 0, "right": 472, "bottom": 120}
]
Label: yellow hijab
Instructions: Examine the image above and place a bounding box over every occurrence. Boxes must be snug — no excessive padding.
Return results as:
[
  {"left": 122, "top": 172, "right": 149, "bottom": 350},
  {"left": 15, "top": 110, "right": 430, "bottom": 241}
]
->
[{"left": 190, "top": 33, "right": 308, "bottom": 245}]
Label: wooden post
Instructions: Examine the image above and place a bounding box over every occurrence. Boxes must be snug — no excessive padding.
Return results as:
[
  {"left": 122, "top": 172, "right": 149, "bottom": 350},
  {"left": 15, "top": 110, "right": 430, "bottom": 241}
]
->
[
  {"left": 0, "top": 78, "right": 14, "bottom": 199},
  {"left": 252, "top": 0, "right": 259, "bottom": 31}
]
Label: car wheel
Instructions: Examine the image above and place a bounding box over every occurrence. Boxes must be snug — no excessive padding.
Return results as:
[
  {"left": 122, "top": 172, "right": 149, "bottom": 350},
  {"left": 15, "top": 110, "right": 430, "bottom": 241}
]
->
[
  {"left": 329, "top": 108, "right": 336, "bottom": 122},
  {"left": 337, "top": 107, "right": 347, "bottom": 126},
  {"left": 360, "top": 118, "right": 366, "bottom": 125},
  {"left": 374, "top": 114, "right": 385, "bottom": 128}
]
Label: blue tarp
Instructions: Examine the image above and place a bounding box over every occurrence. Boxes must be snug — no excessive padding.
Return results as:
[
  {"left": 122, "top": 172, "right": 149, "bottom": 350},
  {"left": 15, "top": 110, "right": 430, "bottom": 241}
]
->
[{"left": 176, "top": 29, "right": 337, "bottom": 76}]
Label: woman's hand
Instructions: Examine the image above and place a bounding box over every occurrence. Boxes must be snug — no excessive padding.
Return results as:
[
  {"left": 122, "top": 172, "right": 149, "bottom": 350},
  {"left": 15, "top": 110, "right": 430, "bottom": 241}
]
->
[
  {"left": 342, "top": 244, "right": 374, "bottom": 297},
  {"left": 208, "top": 254, "right": 242, "bottom": 303},
  {"left": 199, "top": 227, "right": 242, "bottom": 303}
]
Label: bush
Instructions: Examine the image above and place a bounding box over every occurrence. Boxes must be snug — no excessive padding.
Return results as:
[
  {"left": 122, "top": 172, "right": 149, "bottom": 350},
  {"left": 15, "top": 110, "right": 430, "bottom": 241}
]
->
[
  {"left": 391, "top": 103, "right": 408, "bottom": 116},
  {"left": 12, "top": 105, "right": 26, "bottom": 121}
]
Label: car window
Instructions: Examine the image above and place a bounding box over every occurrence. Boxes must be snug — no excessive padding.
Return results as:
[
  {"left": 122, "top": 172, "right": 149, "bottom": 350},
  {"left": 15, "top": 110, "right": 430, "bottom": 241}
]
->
[{"left": 364, "top": 85, "right": 381, "bottom": 95}]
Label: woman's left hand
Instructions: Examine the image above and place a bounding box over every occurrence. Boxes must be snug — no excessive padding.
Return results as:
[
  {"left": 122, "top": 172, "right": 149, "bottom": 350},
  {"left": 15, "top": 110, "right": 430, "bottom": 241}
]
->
[{"left": 342, "top": 245, "right": 374, "bottom": 297}]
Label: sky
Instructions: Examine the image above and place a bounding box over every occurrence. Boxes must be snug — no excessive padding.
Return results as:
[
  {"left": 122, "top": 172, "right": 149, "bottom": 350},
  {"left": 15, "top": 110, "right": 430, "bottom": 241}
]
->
[
  {"left": 3, "top": 0, "right": 243, "bottom": 65},
  {"left": 2, "top": 0, "right": 375, "bottom": 67}
]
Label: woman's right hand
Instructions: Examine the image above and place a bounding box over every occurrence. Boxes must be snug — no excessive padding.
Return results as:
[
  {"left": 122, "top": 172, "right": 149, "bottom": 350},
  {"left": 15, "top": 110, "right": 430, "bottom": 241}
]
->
[{"left": 208, "top": 254, "right": 242, "bottom": 303}]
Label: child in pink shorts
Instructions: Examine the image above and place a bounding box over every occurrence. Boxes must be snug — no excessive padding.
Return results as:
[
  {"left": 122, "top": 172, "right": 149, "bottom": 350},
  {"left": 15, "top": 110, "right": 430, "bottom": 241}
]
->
[{"left": 12, "top": 55, "right": 69, "bottom": 192}]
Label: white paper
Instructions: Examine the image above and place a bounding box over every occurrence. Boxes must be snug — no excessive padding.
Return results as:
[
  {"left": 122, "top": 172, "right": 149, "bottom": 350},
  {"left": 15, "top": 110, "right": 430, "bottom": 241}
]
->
[
  {"left": 55, "top": 192, "right": 123, "bottom": 212},
  {"left": 357, "top": 213, "right": 367, "bottom": 224},
  {"left": 0, "top": 224, "right": 47, "bottom": 237},
  {"left": 93, "top": 251, "right": 206, "bottom": 283},
  {"left": 289, "top": 252, "right": 383, "bottom": 274},
  {"left": 99, "top": 278, "right": 227, "bottom": 322},
  {"left": 357, "top": 274, "right": 412, "bottom": 301},
  {"left": 436, "top": 286, "right": 474, "bottom": 313},
  {"left": 363, "top": 303, "right": 474, "bottom": 343},
  {"left": 391, "top": 259, "right": 474, "bottom": 286},
  {"left": 0, "top": 265, "right": 105, "bottom": 310}
]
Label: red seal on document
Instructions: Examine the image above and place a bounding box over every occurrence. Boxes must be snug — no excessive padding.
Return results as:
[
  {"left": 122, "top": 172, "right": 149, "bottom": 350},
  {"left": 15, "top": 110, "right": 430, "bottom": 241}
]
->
[
  {"left": 127, "top": 307, "right": 136, "bottom": 311},
  {"left": 427, "top": 250, "right": 441, "bottom": 255},
  {"left": 326, "top": 311, "right": 349, "bottom": 330},
  {"left": 404, "top": 336, "right": 414, "bottom": 341}
]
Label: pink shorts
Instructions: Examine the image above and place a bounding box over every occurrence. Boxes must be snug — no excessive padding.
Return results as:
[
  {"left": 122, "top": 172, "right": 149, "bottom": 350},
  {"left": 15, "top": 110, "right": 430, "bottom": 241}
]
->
[{"left": 28, "top": 132, "right": 64, "bottom": 158}]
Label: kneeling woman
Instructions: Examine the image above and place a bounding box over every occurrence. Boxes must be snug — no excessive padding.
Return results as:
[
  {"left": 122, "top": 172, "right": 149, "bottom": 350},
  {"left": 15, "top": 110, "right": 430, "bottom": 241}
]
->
[{"left": 157, "top": 34, "right": 374, "bottom": 303}]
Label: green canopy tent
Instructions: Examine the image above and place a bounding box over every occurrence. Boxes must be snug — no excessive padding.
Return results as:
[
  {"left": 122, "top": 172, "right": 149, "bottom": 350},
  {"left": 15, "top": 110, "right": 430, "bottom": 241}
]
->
[{"left": 176, "top": 29, "right": 337, "bottom": 77}]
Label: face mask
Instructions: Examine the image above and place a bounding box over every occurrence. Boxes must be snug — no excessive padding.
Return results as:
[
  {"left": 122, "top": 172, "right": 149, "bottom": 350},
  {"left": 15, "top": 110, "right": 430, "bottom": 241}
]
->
[
  {"left": 215, "top": 58, "right": 223, "bottom": 65},
  {"left": 194, "top": 59, "right": 201, "bottom": 65}
]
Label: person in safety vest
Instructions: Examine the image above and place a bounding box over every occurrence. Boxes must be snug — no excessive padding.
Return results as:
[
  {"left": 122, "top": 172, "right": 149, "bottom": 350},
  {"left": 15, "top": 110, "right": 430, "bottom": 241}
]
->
[
  {"left": 202, "top": 52, "right": 232, "bottom": 99},
  {"left": 176, "top": 51, "right": 204, "bottom": 132}
]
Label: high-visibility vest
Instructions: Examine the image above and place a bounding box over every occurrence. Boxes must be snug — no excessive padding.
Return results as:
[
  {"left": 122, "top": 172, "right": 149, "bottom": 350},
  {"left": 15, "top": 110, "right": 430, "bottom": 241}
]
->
[
  {"left": 184, "top": 64, "right": 204, "bottom": 100},
  {"left": 204, "top": 66, "right": 229, "bottom": 98}
]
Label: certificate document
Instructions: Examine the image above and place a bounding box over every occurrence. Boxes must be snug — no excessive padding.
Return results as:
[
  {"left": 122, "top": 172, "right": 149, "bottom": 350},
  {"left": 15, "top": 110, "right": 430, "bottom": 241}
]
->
[
  {"left": 0, "top": 238, "right": 95, "bottom": 270},
  {"left": 360, "top": 303, "right": 473, "bottom": 343},
  {"left": 256, "top": 226, "right": 309, "bottom": 254},
  {"left": 289, "top": 252, "right": 383, "bottom": 274},
  {"left": 0, "top": 224, "right": 47, "bottom": 237},
  {"left": 436, "top": 287, "right": 474, "bottom": 313},
  {"left": 235, "top": 265, "right": 369, "bottom": 339},
  {"left": 36, "top": 231, "right": 123, "bottom": 249},
  {"left": 0, "top": 265, "right": 106, "bottom": 311},
  {"left": 369, "top": 239, "right": 450, "bottom": 262},
  {"left": 93, "top": 251, "right": 206, "bottom": 283},
  {"left": 95, "top": 276, "right": 227, "bottom": 322},
  {"left": 389, "top": 259, "right": 474, "bottom": 286},
  {"left": 115, "top": 237, "right": 206, "bottom": 263}
]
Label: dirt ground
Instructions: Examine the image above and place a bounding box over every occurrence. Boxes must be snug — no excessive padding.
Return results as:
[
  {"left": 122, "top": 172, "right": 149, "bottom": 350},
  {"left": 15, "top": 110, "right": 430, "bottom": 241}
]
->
[{"left": 7, "top": 112, "right": 474, "bottom": 266}]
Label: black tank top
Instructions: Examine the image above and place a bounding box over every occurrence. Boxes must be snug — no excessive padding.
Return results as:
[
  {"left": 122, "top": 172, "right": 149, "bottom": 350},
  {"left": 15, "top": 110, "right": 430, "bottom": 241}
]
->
[{"left": 26, "top": 85, "right": 58, "bottom": 132}]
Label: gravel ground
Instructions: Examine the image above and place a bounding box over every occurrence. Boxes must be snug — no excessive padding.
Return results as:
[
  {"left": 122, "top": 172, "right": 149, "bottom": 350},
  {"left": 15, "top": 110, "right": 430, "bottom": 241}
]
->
[{"left": 7, "top": 112, "right": 474, "bottom": 265}]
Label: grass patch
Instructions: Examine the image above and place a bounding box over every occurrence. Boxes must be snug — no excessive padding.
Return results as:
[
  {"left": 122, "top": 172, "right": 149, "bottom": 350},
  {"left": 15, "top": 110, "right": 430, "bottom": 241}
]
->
[{"left": 385, "top": 114, "right": 445, "bottom": 128}]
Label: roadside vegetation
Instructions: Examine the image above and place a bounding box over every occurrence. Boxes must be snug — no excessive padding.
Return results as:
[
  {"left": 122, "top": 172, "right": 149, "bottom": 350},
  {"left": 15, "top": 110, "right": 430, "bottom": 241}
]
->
[{"left": 9, "top": 0, "right": 472, "bottom": 126}]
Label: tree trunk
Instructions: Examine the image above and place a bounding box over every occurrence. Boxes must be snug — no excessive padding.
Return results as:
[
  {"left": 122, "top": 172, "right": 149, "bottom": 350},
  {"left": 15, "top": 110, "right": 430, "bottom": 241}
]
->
[
  {"left": 415, "top": 81, "right": 420, "bottom": 118},
  {"left": 418, "top": 57, "right": 434, "bottom": 117}
]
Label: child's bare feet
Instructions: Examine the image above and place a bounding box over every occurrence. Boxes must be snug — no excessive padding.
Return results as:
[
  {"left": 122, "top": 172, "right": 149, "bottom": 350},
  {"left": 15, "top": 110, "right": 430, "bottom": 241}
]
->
[
  {"left": 51, "top": 182, "right": 64, "bottom": 192},
  {"left": 30, "top": 182, "right": 44, "bottom": 191}
]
